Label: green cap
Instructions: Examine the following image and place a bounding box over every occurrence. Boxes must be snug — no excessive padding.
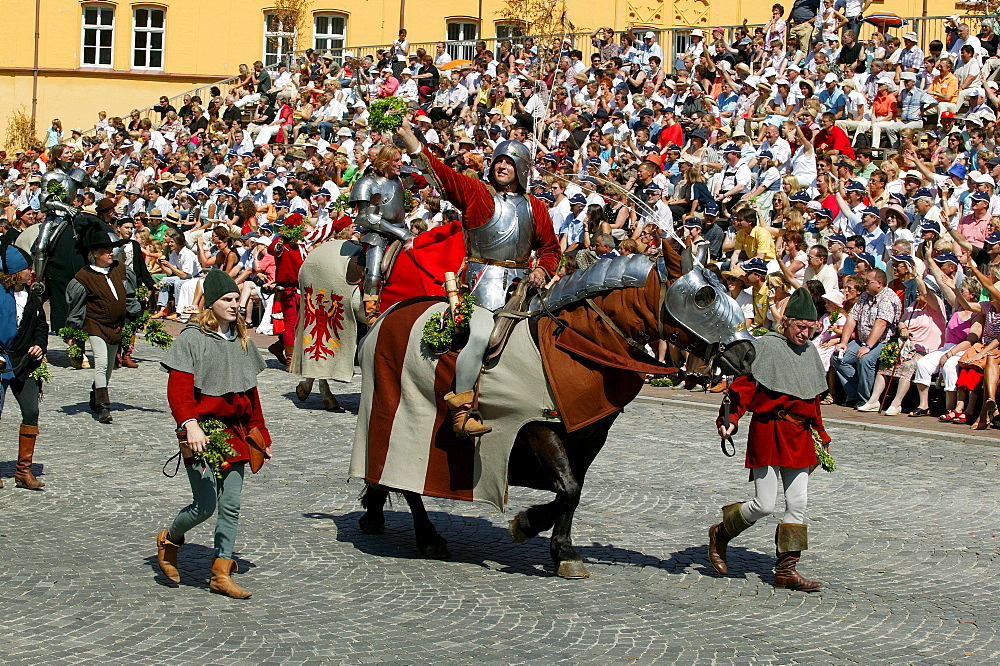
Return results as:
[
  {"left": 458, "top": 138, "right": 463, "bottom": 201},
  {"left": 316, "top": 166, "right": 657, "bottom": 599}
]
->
[
  {"left": 784, "top": 287, "right": 818, "bottom": 321},
  {"left": 202, "top": 269, "right": 239, "bottom": 309}
]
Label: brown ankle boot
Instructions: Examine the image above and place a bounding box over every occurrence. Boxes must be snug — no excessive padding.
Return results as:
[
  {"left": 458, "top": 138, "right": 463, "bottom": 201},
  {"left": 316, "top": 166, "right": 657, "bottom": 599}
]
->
[
  {"left": 363, "top": 296, "right": 381, "bottom": 326},
  {"left": 773, "top": 523, "right": 822, "bottom": 591},
  {"left": 708, "top": 502, "right": 754, "bottom": 574},
  {"left": 443, "top": 390, "right": 492, "bottom": 436},
  {"left": 284, "top": 346, "right": 295, "bottom": 371},
  {"left": 121, "top": 338, "right": 139, "bottom": 368},
  {"left": 209, "top": 558, "right": 252, "bottom": 598},
  {"left": 267, "top": 340, "right": 287, "bottom": 365},
  {"left": 156, "top": 530, "right": 184, "bottom": 583},
  {"left": 14, "top": 424, "right": 44, "bottom": 490}
]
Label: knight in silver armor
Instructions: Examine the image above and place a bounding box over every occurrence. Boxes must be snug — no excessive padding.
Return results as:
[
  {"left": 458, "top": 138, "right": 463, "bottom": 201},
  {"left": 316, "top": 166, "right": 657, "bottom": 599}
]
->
[
  {"left": 397, "top": 118, "right": 562, "bottom": 437},
  {"left": 32, "top": 144, "right": 116, "bottom": 297},
  {"left": 348, "top": 145, "right": 413, "bottom": 323}
]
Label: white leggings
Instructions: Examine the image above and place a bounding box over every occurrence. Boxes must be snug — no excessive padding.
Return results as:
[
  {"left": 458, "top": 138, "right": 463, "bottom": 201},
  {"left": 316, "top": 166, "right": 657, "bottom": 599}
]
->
[
  {"left": 740, "top": 465, "right": 809, "bottom": 524},
  {"left": 89, "top": 337, "right": 120, "bottom": 389},
  {"left": 914, "top": 344, "right": 960, "bottom": 390}
]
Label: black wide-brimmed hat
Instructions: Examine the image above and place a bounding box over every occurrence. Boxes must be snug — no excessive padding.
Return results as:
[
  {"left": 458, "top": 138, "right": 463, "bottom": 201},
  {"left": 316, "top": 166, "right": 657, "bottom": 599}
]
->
[{"left": 76, "top": 215, "right": 126, "bottom": 254}]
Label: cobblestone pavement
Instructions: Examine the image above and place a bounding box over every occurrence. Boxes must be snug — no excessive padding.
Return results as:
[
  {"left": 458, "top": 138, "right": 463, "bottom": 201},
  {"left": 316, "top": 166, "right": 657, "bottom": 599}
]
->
[{"left": 2, "top": 338, "right": 999, "bottom": 665}]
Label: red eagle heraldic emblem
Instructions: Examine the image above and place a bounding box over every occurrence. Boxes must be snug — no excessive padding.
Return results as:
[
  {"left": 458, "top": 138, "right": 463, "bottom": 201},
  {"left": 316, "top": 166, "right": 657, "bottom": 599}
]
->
[{"left": 302, "top": 286, "right": 346, "bottom": 361}]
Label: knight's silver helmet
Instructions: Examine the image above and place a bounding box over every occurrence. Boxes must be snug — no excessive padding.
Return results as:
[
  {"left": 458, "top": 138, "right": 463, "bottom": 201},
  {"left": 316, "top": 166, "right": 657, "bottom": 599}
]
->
[{"left": 491, "top": 140, "right": 531, "bottom": 191}]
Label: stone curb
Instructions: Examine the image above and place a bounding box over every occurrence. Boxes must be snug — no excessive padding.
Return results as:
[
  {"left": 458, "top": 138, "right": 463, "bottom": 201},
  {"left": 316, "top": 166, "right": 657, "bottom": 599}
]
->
[{"left": 633, "top": 395, "right": 1000, "bottom": 448}]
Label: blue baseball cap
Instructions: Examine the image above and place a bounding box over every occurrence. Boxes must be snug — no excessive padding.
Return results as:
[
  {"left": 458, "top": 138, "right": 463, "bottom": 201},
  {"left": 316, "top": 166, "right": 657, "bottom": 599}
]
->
[
  {"left": 892, "top": 253, "right": 915, "bottom": 265},
  {"left": 722, "top": 143, "right": 741, "bottom": 154},
  {"left": 543, "top": 153, "right": 560, "bottom": 164},
  {"left": 970, "top": 190, "right": 991, "bottom": 203},
  {"left": 536, "top": 191, "right": 555, "bottom": 204},
  {"left": 888, "top": 192, "right": 907, "bottom": 206},
  {"left": 789, "top": 190, "right": 811, "bottom": 203},
  {"left": 814, "top": 207, "right": 833, "bottom": 220},
  {"left": 275, "top": 199, "right": 290, "bottom": 208},
  {"left": 855, "top": 252, "right": 877, "bottom": 267},
  {"left": 933, "top": 251, "right": 960, "bottom": 266},
  {"left": 914, "top": 187, "right": 936, "bottom": 201},
  {"left": 314, "top": 188, "right": 333, "bottom": 197},
  {"left": 569, "top": 193, "right": 588, "bottom": 206},
  {"left": 828, "top": 232, "right": 848, "bottom": 246},
  {"left": 703, "top": 201, "right": 720, "bottom": 216},
  {"left": 741, "top": 257, "right": 768, "bottom": 274},
  {"left": 919, "top": 219, "right": 941, "bottom": 234},
  {"left": 845, "top": 180, "right": 866, "bottom": 193},
  {"left": 985, "top": 230, "right": 1000, "bottom": 246},
  {"left": 861, "top": 206, "right": 882, "bottom": 217},
  {"left": 758, "top": 150, "right": 774, "bottom": 160},
  {"left": 683, "top": 217, "right": 703, "bottom": 229}
]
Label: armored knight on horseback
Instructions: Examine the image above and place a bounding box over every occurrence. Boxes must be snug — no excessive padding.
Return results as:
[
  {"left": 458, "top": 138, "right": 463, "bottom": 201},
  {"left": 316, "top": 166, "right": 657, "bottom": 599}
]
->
[
  {"left": 396, "top": 118, "right": 561, "bottom": 437},
  {"left": 30, "top": 144, "right": 117, "bottom": 329},
  {"left": 349, "top": 145, "right": 414, "bottom": 324}
]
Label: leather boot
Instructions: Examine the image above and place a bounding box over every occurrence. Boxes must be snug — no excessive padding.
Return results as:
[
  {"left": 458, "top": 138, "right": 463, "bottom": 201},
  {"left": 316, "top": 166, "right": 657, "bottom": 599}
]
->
[
  {"left": 14, "top": 424, "right": 45, "bottom": 490},
  {"left": 209, "top": 558, "right": 252, "bottom": 598},
  {"left": 284, "top": 346, "right": 295, "bottom": 372},
  {"left": 773, "top": 523, "right": 822, "bottom": 591},
  {"left": 708, "top": 502, "right": 754, "bottom": 574},
  {"left": 443, "top": 390, "right": 492, "bottom": 436},
  {"left": 267, "top": 339, "right": 287, "bottom": 365},
  {"left": 95, "top": 387, "right": 113, "bottom": 424},
  {"left": 121, "top": 337, "right": 139, "bottom": 368},
  {"left": 156, "top": 530, "right": 184, "bottom": 583},
  {"left": 114, "top": 350, "right": 122, "bottom": 369},
  {"left": 89, "top": 384, "right": 99, "bottom": 413},
  {"left": 363, "top": 296, "right": 381, "bottom": 326}
]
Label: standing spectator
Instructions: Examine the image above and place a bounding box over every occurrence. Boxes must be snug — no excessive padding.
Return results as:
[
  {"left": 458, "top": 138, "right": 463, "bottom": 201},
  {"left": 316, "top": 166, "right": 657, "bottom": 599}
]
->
[{"left": 833, "top": 267, "right": 903, "bottom": 405}]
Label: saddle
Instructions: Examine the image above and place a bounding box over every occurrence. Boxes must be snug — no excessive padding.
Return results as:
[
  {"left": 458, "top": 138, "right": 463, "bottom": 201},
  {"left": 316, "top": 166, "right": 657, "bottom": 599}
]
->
[
  {"left": 485, "top": 279, "right": 534, "bottom": 363},
  {"left": 345, "top": 239, "right": 404, "bottom": 286}
]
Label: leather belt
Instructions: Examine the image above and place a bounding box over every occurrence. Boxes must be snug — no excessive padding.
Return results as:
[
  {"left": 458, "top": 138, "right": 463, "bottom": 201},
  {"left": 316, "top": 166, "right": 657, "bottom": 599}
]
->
[
  {"left": 467, "top": 256, "right": 531, "bottom": 269},
  {"left": 776, "top": 410, "right": 810, "bottom": 427}
]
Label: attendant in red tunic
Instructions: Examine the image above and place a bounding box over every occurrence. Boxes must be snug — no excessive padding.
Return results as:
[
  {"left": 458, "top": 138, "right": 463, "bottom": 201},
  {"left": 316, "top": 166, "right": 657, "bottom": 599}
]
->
[
  {"left": 156, "top": 270, "right": 272, "bottom": 599},
  {"left": 708, "top": 287, "right": 832, "bottom": 591},
  {"left": 396, "top": 117, "right": 561, "bottom": 436},
  {"left": 268, "top": 215, "right": 307, "bottom": 368}
]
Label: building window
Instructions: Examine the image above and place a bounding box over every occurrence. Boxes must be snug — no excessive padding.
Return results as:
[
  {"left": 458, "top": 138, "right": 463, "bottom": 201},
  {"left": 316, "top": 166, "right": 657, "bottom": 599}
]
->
[
  {"left": 313, "top": 14, "right": 346, "bottom": 61},
  {"left": 264, "top": 13, "right": 297, "bottom": 67},
  {"left": 495, "top": 21, "right": 526, "bottom": 44},
  {"left": 446, "top": 21, "right": 478, "bottom": 60},
  {"left": 133, "top": 8, "right": 165, "bottom": 70},
  {"left": 82, "top": 5, "right": 115, "bottom": 67}
]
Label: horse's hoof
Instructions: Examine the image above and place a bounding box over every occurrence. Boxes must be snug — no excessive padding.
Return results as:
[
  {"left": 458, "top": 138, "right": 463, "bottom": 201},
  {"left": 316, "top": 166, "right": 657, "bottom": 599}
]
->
[
  {"left": 295, "top": 383, "right": 309, "bottom": 402},
  {"left": 557, "top": 560, "right": 590, "bottom": 579},
  {"left": 509, "top": 516, "right": 529, "bottom": 543},
  {"left": 419, "top": 542, "right": 451, "bottom": 559},
  {"left": 358, "top": 515, "right": 385, "bottom": 535},
  {"left": 322, "top": 395, "right": 341, "bottom": 410}
]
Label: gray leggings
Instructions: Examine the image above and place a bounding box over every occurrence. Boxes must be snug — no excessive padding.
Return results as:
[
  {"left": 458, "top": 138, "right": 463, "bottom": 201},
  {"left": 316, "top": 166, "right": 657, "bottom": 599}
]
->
[
  {"left": 168, "top": 461, "right": 245, "bottom": 559},
  {"left": 740, "top": 465, "right": 809, "bottom": 525},
  {"left": 89, "top": 337, "right": 119, "bottom": 390},
  {"left": 454, "top": 308, "right": 494, "bottom": 394}
]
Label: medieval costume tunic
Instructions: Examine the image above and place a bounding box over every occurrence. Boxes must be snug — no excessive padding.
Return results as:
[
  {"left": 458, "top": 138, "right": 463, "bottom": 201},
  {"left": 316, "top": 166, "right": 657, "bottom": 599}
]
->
[
  {"left": 269, "top": 232, "right": 306, "bottom": 362},
  {"left": 0, "top": 243, "right": 48, "bottom": 489},
  {"left": 157, "top": 279, "right": 271, "bottom": 598},
  {"left": 65, "top": 255, "right": 139, "bottom": 424},
  {"left": 708, "top": 288, "right": 831, "bottom": 591}
]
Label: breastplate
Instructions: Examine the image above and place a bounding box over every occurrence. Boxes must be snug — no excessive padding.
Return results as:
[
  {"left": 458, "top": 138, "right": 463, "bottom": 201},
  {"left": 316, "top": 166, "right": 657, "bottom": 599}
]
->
[
  {"left": 372, "top": 176, "right": 405, "bottom": 226},
  {"left": 42, "top": 169, "right": 79, "bottom": 202},
  {"left": 465, "top": 193, "right": 534, "bottom": 261}
]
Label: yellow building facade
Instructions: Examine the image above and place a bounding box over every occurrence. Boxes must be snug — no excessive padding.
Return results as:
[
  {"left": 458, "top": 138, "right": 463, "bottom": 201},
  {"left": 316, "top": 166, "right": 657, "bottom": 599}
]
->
[{"left": 0, "top": 0, "right": 969, "bottom": 135}]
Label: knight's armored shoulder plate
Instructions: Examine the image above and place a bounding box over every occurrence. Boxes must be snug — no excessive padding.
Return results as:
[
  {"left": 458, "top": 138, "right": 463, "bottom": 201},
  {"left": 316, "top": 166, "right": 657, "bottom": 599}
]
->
[
  {"left": 66, "top": 167, "right": 90, "bottom": 184},
  {"left": 349, "top": 175, "right": 379, "bottom": 205}
]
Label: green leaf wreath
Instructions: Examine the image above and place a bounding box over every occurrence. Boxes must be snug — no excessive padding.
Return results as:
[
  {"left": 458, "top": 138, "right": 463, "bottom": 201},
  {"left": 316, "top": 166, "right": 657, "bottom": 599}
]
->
[
  {"left": 29, "top": 360, "right": 52, "bottom": 384},
  {"left": 275, "top": 215, "right": 306, "bottom": 243},
  {"left": 402, "top": 189, "right": 416, "bottom": 213},
  {"left": 649, "top": 377, "right": 675, "bottom": 387},
  {"left": 751, "top": 326, "right": 771, "bottom": 337},
  {"left": 46, "top": 179, "right": 68, "bottom": 202},
  {"left": 368, "top": 96, "right": 409, "bottom": 133},
  {"left": 191, "top": 419, "right": 238, "bottom": 479},
  {"left": 135, "top": 284, "right": 152, "bottom": 304},
  {"left": 334, "top": 192, "right": 351, "bottom": 215},
  {"left": 143, "top": 319, "right": 173, "bottom": 350},
  {"left": 421, "top": 294, "right": 476, "bottom": 355},
  {"left": 811, "top": 428, "right": 836, "bottom": 472},
  {"left": 58, "top": 327, "right": 89, "bottom": 358}
]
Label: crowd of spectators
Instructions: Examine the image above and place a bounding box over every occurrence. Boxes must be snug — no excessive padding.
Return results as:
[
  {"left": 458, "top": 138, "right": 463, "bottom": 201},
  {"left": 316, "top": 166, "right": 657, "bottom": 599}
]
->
[{"left": 3, "top": 10, "right": 1000, "bottom": 427}]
